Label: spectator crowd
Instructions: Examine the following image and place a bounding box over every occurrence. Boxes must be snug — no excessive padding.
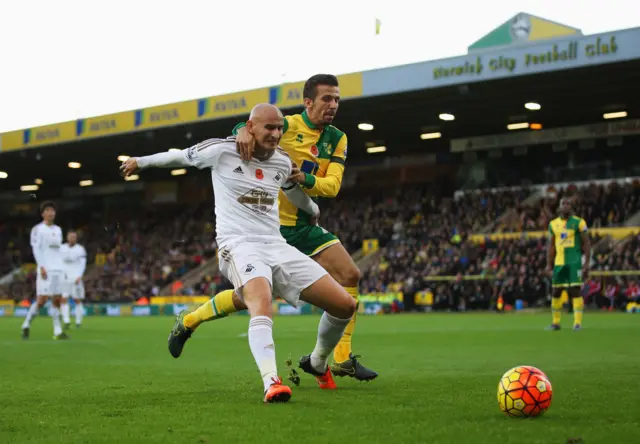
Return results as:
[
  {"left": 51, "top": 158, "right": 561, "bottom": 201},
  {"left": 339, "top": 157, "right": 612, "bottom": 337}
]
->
[{"left": 2, "top": 178, "right": 640, "bottom": 311}]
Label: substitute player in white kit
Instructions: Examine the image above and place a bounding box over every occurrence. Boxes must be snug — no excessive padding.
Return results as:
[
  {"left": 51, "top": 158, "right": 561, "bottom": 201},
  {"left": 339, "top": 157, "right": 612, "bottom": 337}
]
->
[
  {"left": 60, "top": 230, "right": 87, "bottom": 329},
  {"left": 120, "top": 103, "right": 356, "bottom": 404},
  {"left": 22, "top": 201, "right": 69, "bottom": 340}
]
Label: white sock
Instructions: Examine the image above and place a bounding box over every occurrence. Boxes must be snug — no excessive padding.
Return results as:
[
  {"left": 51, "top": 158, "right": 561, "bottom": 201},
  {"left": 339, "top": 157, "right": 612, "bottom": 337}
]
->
[
  {"left": 75, "top": 302, "right": 84, "bottom": 325},
  {"left": 248, "top": 316, "right": 278, "bottom": 392},
  {"left": 21, "top": 302, "right": 39, "bottom": 329},
  {"left": 310, "top": 312, "right": 351, "bottom": 373},
  {"left": 51, "top": 306, "right": 63, "bottom": 336},
  {"left": 61, "top": 301, "right": 71, "bottom": 324}
]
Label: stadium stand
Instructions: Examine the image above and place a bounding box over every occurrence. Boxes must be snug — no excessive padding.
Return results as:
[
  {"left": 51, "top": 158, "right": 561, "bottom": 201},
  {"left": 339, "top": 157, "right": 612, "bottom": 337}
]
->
[
  {"left": 491, "top": 181, "right": 640, "bottom": 233},
  {"left": 3, "top": 173, "right": 640, "bottom": 309},
  {"left": 2, "top": 32, "right": 640, "bottom": 314},
  {"left": 0, "top": 201, "right": 219, "bottom": 302},
  {"left": 356, "top": 175, "right": 640, "bottom": 312}
]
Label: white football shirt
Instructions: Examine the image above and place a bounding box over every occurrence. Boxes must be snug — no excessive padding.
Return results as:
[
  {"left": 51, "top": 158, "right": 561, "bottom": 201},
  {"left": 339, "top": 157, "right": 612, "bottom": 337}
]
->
[
  {"left": 61, "top": 243, "right": 87, "bottom": 280},
  {"left": 30, "top": 222, "right": 64, "bottom": 271},
  {"left": 182, "top": 138, "right": 292, "bottom": 248}
]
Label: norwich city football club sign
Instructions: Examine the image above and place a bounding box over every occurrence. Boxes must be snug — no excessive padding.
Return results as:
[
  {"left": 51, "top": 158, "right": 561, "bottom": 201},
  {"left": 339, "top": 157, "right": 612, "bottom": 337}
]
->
[{"left": 433, "top": 35, "right": 618, "bottom": 81}]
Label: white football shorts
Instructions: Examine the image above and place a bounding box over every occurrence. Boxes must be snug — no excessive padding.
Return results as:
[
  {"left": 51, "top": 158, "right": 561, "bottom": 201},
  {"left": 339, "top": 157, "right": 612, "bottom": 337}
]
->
[
  {"left": 218, "top": 240, "right": 328, "bottom": 307},
  {"left": 63, "top": 278, "right": 86, "bottom": 300},
  {"left": 36, "top": 270, "right": 65, "bottom": 297}
]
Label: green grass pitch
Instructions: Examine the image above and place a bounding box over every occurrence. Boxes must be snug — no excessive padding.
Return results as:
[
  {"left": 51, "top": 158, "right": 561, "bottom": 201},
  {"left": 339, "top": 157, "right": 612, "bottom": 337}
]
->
[{"left": 1, "top": 312, "right": 639, "bottom": 444}]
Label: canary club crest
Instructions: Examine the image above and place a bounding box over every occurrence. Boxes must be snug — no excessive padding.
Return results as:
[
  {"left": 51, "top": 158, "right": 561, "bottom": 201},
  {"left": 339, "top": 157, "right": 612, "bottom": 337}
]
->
[{"left": 310, "top": 145, "right": 319, "bottom": 156}]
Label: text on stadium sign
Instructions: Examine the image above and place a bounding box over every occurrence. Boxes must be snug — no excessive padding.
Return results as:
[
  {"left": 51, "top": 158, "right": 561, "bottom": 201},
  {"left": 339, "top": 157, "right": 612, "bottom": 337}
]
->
[
  {"left": 285, "top": 88, "right": 301, "bottom": 101},
  {"left": 433, "top": 36, "right": 618, "bottom": 80},
  {"left": 89, "top": 120, "right": 116, "bottom": 132},
  {"left": 35, "top": 129, "right": 60, "bottom": 142},
  {"left": 149, "top": 109, "right": 180, "bottom": 122},
  {"left": 214, "top": 97, "right": 248, "bottom": 113}
]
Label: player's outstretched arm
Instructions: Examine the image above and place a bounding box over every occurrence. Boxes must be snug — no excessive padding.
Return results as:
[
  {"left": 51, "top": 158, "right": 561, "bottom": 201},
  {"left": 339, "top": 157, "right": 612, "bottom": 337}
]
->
[
  {"left": 122, "top": 141, "right": 223, "bottom": 176},
  {"left": 121, "top": 150, "right": 190, "bottom": 176}
]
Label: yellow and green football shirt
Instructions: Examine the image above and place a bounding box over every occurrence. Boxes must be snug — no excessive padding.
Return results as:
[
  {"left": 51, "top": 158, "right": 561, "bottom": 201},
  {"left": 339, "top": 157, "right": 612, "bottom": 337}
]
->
[
  {"left": 548, "top": 216, "right": 588, "bottom": 266},
  {"left": 233, "top": 110, "right": 347, "bottom": 227}
]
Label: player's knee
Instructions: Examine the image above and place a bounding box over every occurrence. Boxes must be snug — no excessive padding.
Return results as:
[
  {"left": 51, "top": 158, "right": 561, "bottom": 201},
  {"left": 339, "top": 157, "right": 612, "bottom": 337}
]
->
[
  {"left": 241, "top": 282, "right": 273, "bottom": 317},
  {"left": 247, "top": 297, "right": 273, "bottom": 318},
  {"left": 337, "top": 265, "right": 360, "bottom": 287}
]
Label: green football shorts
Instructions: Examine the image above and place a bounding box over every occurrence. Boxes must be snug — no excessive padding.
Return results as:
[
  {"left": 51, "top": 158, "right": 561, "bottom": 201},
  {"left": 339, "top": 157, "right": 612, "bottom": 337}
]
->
[
  {"left": 280, "top": 225, "right": 341, "bottom": 257},
  {"left": 552, "top": 264, "right": 582, "bottom": 288}
]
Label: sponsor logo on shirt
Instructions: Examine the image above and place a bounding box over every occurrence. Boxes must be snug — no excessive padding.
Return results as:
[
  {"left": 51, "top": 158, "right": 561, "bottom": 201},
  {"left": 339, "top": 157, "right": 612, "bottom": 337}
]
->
[{"left": 237, "top": 187, "right": 275, "bottom": 215}]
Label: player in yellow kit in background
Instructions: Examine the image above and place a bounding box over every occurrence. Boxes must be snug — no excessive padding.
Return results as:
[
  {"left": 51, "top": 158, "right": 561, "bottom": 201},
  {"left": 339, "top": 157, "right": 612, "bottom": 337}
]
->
[
  {"left": 168, "top": 74, "right": 378, "bottom": 382},
  {"left": 546, "top": 197, "right": 591, "bottom": 331}
]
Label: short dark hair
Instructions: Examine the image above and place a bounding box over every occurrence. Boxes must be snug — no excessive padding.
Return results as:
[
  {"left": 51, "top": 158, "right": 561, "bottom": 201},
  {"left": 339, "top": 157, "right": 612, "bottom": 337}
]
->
[
  {"left": 40, "top": 200, "right": 56, "bottom": 213},
  {"left": 303, "top": 74, "right": 339, "bottom": 100}
]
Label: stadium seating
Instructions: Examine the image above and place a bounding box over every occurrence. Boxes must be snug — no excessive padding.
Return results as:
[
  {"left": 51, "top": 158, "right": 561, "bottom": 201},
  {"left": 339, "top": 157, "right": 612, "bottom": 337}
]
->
[
  {"left": 493, "top": 182, "right": 640, "bottom": 233},
  {"left": 83, "top": 202, "right": 218, "bottom": 302},
  {"left": 0, "top": 202, "right": 218, "bottom": 302},
  {"left": 356, "top": 179, "right": 640, "bottom": 312},
  {"left": 3, "top": 175, "right": 640, "bottom": 309}
]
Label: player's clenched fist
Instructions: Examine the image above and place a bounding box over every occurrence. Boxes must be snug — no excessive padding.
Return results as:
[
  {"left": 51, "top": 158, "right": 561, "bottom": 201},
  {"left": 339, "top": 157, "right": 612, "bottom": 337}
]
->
[
  {"left": 288, "top": 163, "right": 305, "bottom": 184},
  {"left": 235, "top": 127, "right": 256, "bottom": 162},
  {"left": 120, "top": 158, "right": 139, "bottom": 177}
]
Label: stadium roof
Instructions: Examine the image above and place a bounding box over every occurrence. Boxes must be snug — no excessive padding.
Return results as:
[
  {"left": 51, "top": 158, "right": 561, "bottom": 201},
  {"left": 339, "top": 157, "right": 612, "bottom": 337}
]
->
[
  {"left": 1, "top": 56, "right": 638, "bottom": 194},
  {"left": 1, "top": 26, "right": 639, "bottom": 194}
]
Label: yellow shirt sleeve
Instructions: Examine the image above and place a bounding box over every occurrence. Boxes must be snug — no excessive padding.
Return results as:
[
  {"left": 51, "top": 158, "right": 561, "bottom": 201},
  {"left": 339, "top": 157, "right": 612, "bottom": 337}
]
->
[
  {"left": 304, "top": 134, "right": 347, "bottom": 198},
  {"left": 578, "top": 218, "right": 588, "bottom": 232},
  {"left": 331, "top": 132, "right": 348, "bottom": 162},
  {"left": 578, "top": 219, "right": 587, "bottom": 233},
  {"left": 283, "top": 115, "right": 291, "bottom": 134},
  {"left": 305, "top": 162, "right": 345, "bottom": 198}
]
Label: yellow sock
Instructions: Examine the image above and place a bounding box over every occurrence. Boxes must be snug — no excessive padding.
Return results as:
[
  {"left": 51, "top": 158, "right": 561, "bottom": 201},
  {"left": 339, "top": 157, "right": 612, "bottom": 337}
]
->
[
  {"left": 551, "top": 296, "right": 563, "bottom": 325},
  {"left": 184, "top": 289, "right": 238, "bottom": 330},
  {"left": 333, "top": 286, "right": 358, "bottom": 363},
  {"left": 572, "top": 296, "right": 584, "bottom": 326}
]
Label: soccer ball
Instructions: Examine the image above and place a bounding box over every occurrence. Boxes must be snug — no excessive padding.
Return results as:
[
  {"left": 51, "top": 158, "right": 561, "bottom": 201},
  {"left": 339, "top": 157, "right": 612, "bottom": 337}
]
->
[{"left": 497, "top": 365, "right": 553, "bottom": 417}]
